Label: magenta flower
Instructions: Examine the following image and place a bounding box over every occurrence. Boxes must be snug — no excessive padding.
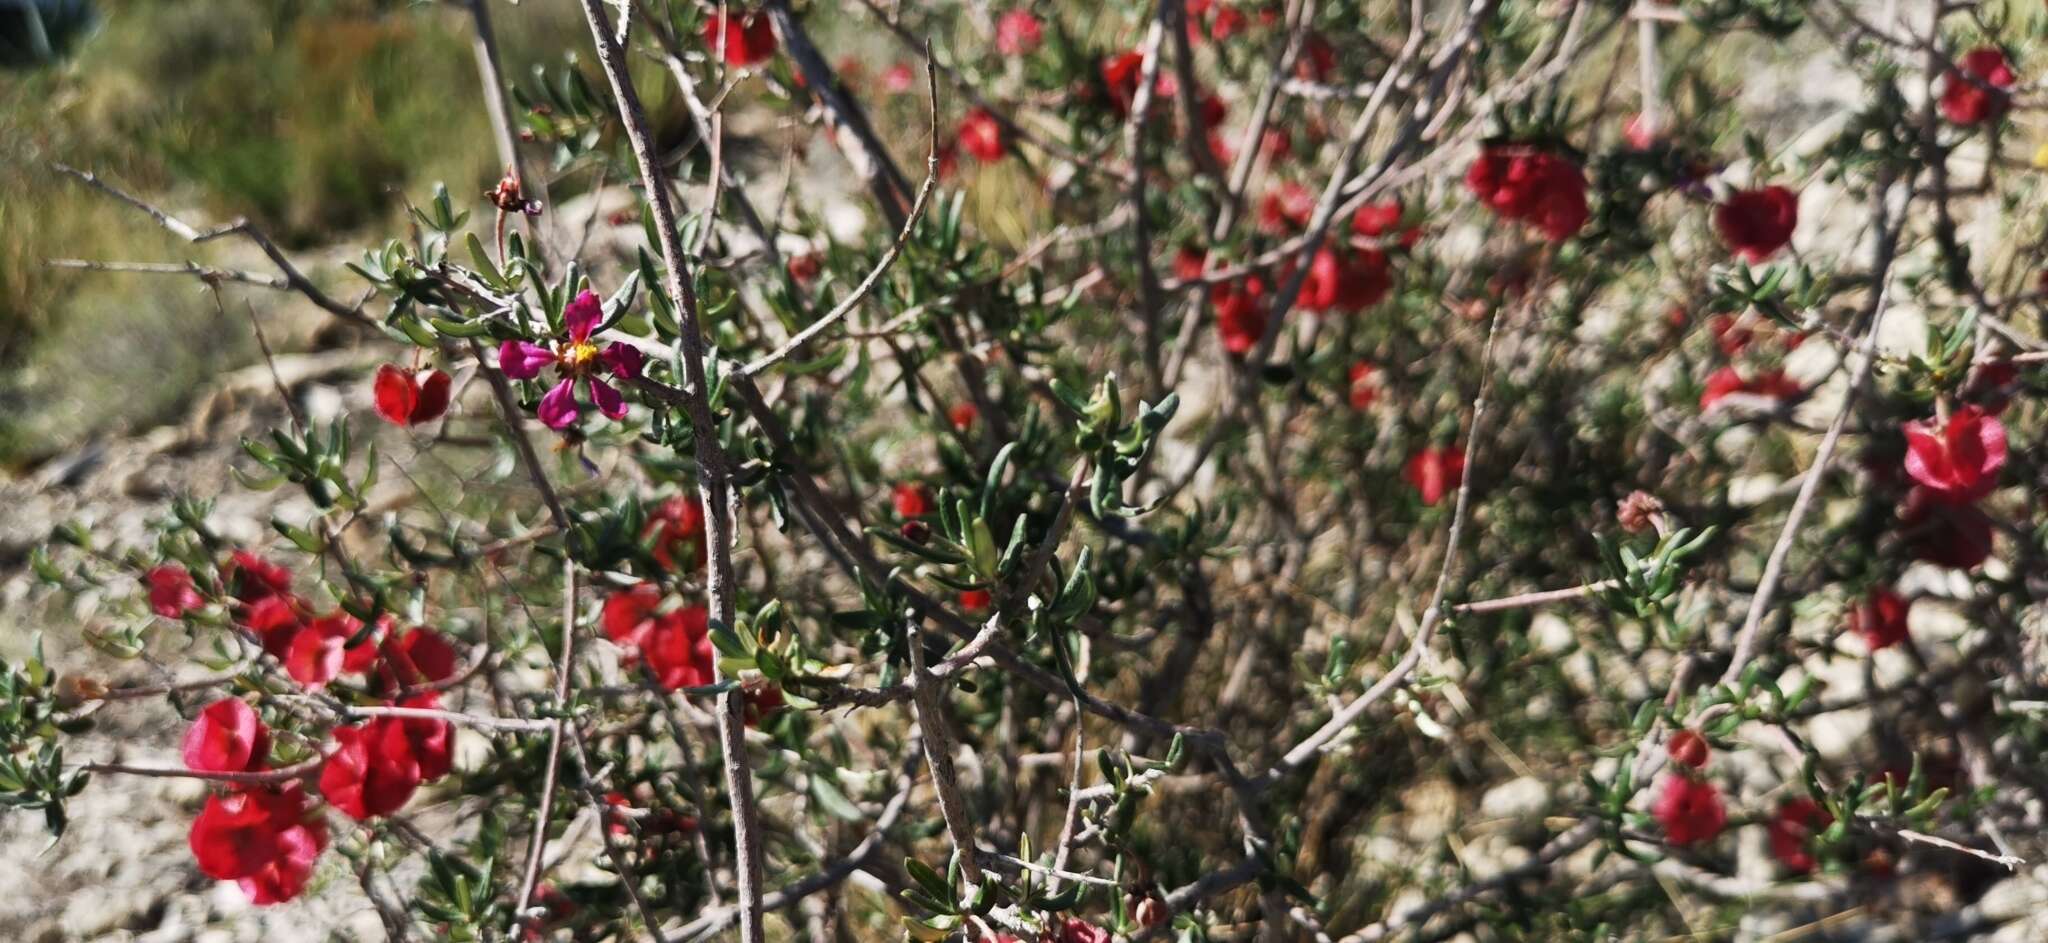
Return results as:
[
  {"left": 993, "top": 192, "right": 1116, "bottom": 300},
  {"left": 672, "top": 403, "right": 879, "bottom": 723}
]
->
[{"left": 496, "top": 290, "right": 644, "bottom": 429}]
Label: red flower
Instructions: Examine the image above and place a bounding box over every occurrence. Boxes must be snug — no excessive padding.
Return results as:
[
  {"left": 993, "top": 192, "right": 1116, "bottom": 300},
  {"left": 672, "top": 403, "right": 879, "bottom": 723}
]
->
[
  {"left": 742, "top": 681, "right": 785, "bottom": 727},
  {"left": 1963, "top": 361, "right": 2019, "bottom": 415},
  {"left": 320, "top": 720, "right": 423, "bottom": 820},
  {"left": 1465, "top": 146, "right": 1588, "bottom": 242},
  {"left": 882, "top": 62, "right": 916, "bottom": 94},
  {"left": 1173, "top": 245, "right": 1209, "bottom": 282},
  {"left": 1665, "top": 729, "right": 1709, "bottom": 770},
  {"left": 381, "top": 626, "right": 460, "bottom": 688},
  {"left": 1899, "top": 486, "right": 1995, "bottom": 570},
  {"left": 1352, "top": 200, "right": 1402, "bottom": 238},
  {"left": 1209, "top": 5, "right": 1248, "bottom": 40},
  {"left": 1652, "top": 775, "right": 1727, "bottom": 846},
  {"left": 1847, "top": 588, "right": 1911, "bottom": 652},
  {"left": 1257, "top": 181, "right": 1315, "bottom": 234},
  {"left": 995, "top": 9, "right": 1043, "bottom": 57},
  {"left": 1623, "top": 112, "right": 1662, "bottom": 150},
  {"left": 395, "top": 692, "right": 454, "bottom": 781},
  {"left": 1699, "top": 366, "right": 1801, "bottom": 411},
  {"left": 228, "top": 551, "right": 293, "bottom": 605},
  {"left": 1708, "top": 314, "right": 1753, "bottom": 356},
  {"left": 1294, "top": 34, "right": 1335, "bottom": 82},
  {"left": 1767, "top": 797, "right": 1832, "bottom": 874},
  {"left": 959, "top": 108, "right": 1007, "bottom": 162},
  {"left": 1714, "top": 186, "right": 1798, "bottom": 263},
  {"left": 643, "top": 495, "right": 707, "bottom": 572},
  {"left": 1259, "top": 127, "right": 1293, "bottom": 162},
  {"left": 1404, "top": 445, "right": 1466, "bottom": 506},
  {"left": 241, "top": 595, "right": 304, "bottom": 658},
  {"left": 1902, "top": 406, "right": 2005, "bottom": 504},
  {"left": 948, "top": 402, "right": 979, "bottom": 432},
  {"left": 786, "top": 252, "right": 822, "bottom": 285},
  {"left": 284, "top": 613, "right": 380, "bottom": 690},
  {"left": 1057, "top": 917, "right": 1112, "bottom": 943},
  {"left": 1100, "top": 50, "right": 1147, "bottom": 117},
  {"left": 605, "top": 585, "right": 715, "bottom": 690},
  {"left": 147, "top": 564, "right": 204, "bottom": 619},
  {"left": 701, "top": 8, "right": 777, "bottom": 67},
  {"left": 1300, "top": 247, "right": 1390, "bottom": 314},
  {"left": 183, "top": 699, "right": 270, "bottom": 774},
  {"left": 644, "top": 604, "right": 715, "bottom": 691},
  {"left": 893, "top": 482, "right": 934, "bottom": 518},
  {"left": 372, "top": 365, "right": 452, "bottom": 427},
  {"left": 1212, "top": 275, "right": 1269, "bottom": 355},
  {"left": 960, "top": 588, "right": 993, "bottom": 612},
  {"left": 603, "top": 583, "right": 666, "bottom": 654},
  {"left": 1940, "top": 47, "right": 2016, "bottom": 126},
  {"left": 1346, "top": 362, "right": 1379, "bottom": 411},
  {"left": 189, "top": 785, "right": 326, "bottom": 904}
]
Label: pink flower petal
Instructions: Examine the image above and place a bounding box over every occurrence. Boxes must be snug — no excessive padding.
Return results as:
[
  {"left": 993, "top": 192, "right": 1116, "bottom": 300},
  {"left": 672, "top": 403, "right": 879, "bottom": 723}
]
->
[
  {"left": 590, "top": 377, "right": 628, "bottom": 420},
  {"left": 564, "top": 290, "right": 603, "bottom": 344},
  {"left": 538, "top": 378, "right": 580, "bottom": 429},
  {"left": 600, "top": 343, "right": 644, "bottom": 380},
  {"left": 497, "top": 340, "right": 555, "bottom": 380}
]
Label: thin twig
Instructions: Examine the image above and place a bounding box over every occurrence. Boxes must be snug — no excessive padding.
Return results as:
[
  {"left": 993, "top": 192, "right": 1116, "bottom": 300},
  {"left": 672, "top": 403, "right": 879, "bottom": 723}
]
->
[{"left": 742, "top": 54, "right": 941, "bottom": 377}]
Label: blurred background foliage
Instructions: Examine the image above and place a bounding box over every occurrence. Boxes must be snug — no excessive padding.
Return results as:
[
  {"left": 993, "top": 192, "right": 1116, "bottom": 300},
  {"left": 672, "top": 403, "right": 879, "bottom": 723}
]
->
[{"left": 0, "top": 0, "right": 588, "bottom": 464}]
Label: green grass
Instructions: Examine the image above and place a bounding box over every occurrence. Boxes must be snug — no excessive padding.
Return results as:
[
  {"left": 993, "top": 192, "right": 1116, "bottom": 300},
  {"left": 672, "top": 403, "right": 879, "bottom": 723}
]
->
[{"left": 0, "top": 0, "right": 587, "bottom": 465}]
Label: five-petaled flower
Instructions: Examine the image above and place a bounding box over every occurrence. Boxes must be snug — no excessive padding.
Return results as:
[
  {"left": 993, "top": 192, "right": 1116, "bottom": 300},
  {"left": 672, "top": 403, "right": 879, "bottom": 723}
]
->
[
  {"left": 372, "top": 365, "right": 452, "bottom": 427},
  {"left": 1652, "top": 774, "right": 1727, "bottom": 846},
  {"left": 1715, "top": 186, "right": 1799, "bottom": 263},
  {"left": 1940, "top": 47, "right": 2016, "bottom": 126},
  {"left": 1465, "top": 145, "right": 1589, "bottom": 242},
  {"left": 498, "top": 290, "right": 645, "bottom": 430},
  {"left": 1902, "top": 405, "right": 2005, "bottom": 504},
  {"left": 1848, "top": 588, "right": 1910, "bottom": 652},
  {"left": 188, "top": 784, "right": 327, "bottom": 905}
]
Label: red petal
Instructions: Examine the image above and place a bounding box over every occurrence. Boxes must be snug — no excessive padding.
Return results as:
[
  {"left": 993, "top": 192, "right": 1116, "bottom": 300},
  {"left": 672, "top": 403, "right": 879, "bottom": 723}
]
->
[
  {"left": 410, "top": 370, "right": 452, "bottom": 423},
  {"left": 372, "top": 365, "right": 419, "bottom": 427}
]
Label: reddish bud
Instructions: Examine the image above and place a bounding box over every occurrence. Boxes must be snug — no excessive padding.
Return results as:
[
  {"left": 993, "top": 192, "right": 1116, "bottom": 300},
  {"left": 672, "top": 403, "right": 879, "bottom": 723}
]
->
[
  {"left": 1714, "top": 186, "right": 1798, "bottom": 263},
  {"left": 1665, "top": 729, "right": 1709, "bottom": 769}
]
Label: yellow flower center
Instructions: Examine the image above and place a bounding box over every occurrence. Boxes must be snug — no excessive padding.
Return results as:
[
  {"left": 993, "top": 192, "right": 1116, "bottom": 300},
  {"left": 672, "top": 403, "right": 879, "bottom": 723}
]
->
[{"left": 560, "top": 342, "right": 600, "bottom": 371}]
